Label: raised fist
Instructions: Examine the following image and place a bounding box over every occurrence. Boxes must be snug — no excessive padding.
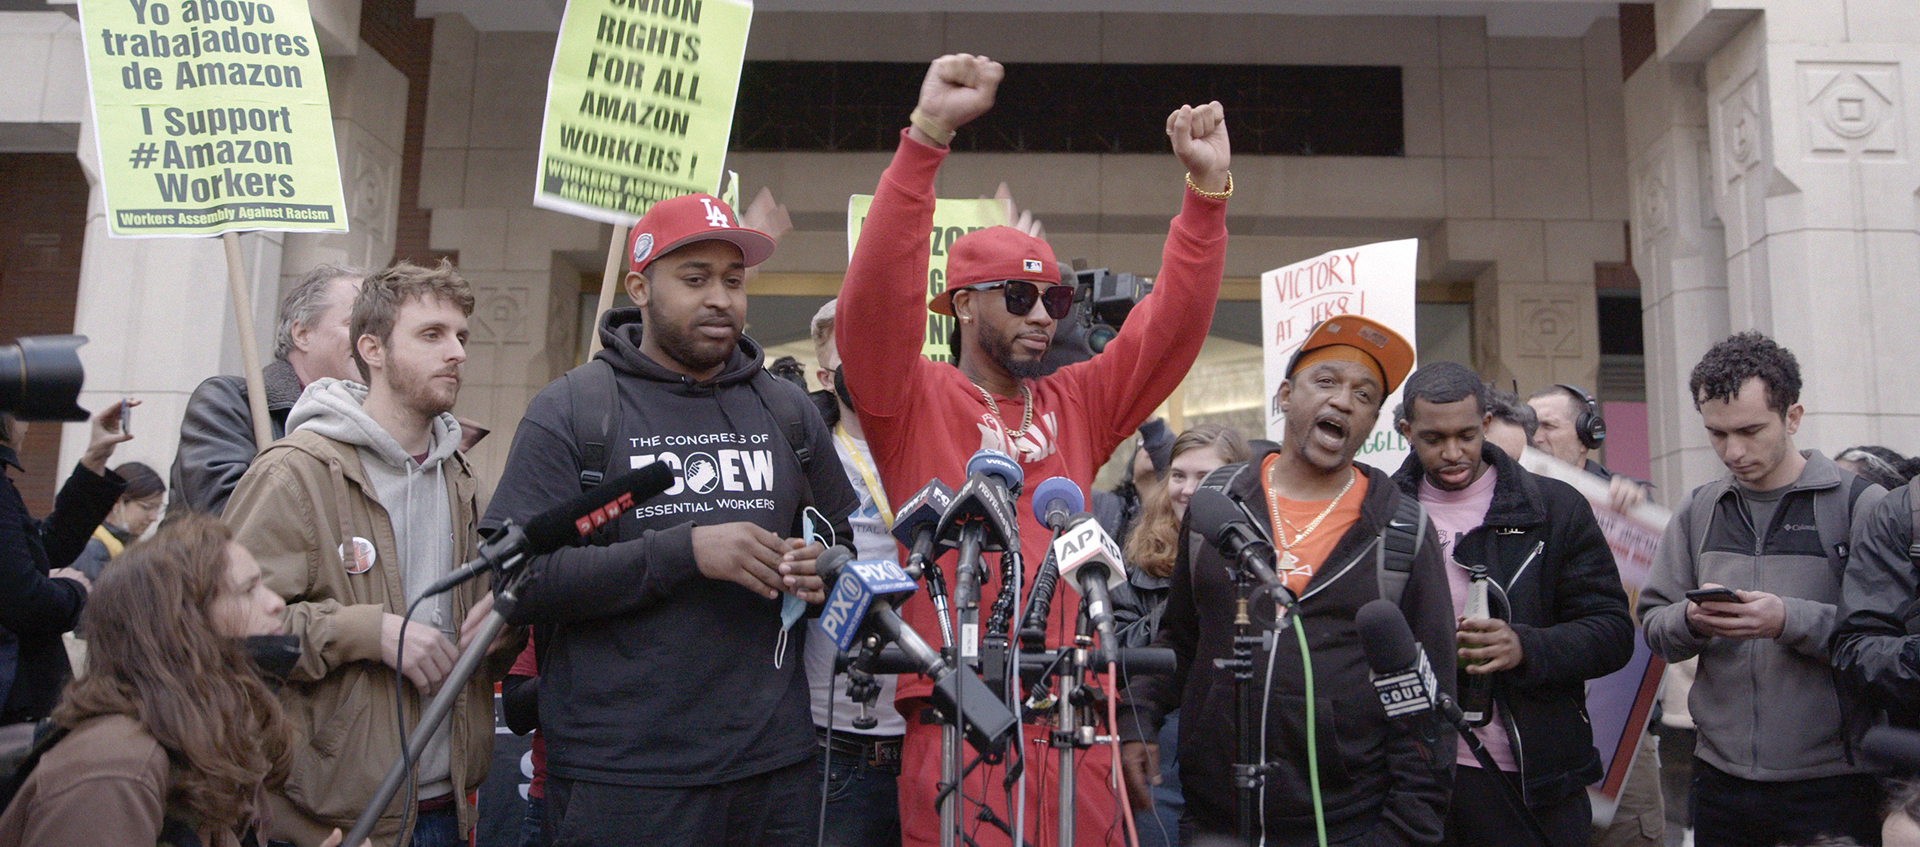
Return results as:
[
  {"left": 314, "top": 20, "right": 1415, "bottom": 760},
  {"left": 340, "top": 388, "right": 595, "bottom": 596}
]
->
[
  {"left": 913, "top": 53, "right": 1005, "bottom": 142},
  {"left": 1166, "top": 102, "right": 1231, "bottom": 193}
]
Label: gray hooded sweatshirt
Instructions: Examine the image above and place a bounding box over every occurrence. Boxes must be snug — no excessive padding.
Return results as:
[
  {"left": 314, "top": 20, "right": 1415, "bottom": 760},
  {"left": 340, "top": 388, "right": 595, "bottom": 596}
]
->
[{"left": 287, "top": 377, "right": 464, "bottom": 798}]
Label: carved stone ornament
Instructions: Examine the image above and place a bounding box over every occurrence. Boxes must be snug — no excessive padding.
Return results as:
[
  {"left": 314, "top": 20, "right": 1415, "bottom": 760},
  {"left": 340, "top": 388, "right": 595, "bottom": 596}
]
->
[
  {"left": 473, "top": 287, "right": 528, "bottom": 343},
  {"left": 1516, "top": 296, "right": 1582, "bottom": 360},
  {"left": 1802, "top": 63, "right": 1901, "bottom": 157}
]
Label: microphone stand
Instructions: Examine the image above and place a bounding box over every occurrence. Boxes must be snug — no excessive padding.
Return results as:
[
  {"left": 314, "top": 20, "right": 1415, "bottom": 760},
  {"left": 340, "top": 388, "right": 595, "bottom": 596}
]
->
[
  {"left": 1227, "top": 553, "right": 1267, "bottom": 845},
  {"left": 942, "top": 523, "right": 986, "bottom": 847},
  {"left": 1443, "top": 693, "right": 1554, "bottom": 847},
  {"left": 1050, "top": 603, "right": 1096, "bottom": 845},
  {"left": 342, "top": 537, "right": 528, "bottom": 847}
]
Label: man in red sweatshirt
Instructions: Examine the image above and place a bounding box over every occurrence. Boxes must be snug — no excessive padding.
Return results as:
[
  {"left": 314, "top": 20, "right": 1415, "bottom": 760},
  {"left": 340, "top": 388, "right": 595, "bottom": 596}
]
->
[{"left": 837, "top": 52, "right": 1231, "bottom": 847}]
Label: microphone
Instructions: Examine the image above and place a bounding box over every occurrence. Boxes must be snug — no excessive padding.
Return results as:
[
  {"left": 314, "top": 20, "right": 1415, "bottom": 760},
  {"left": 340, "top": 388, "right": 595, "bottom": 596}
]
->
[
  {"left": 1188, "top": 487, "right": 1287, "bottom": 591},
  {"left": 817, "top": 546, "right": 921, "bottom": 652},
  {"left": 425, "top": 463, "right": 676, "bottom": 596},
  {"left": 936, "top": 450, "right": 1026, "bottom": 665},
  {"left": 1356, "top": 599, "right": 1465, "bottom": 727},
  {"left": 1031, "top": 476, "right": 1082, "bottom": 532},
  {"left": 815, "top": 547, "right": 1018, "bottom": 755},
  {"left": 526, "top": 462, "right": 677, "bottom": 554},
  {"left": 890, "top": 479, "right": 955, "bottom": 578},
  {"left": 1055, "top": 514, "right": 1127, "bottom": 646},
  {"left": 1019, "top": 477, "right": 1083, "bottom": 650},
  {"left": 937, "top": 472, "right": 1022, "bottom": 554},
  {"left": 968, "top": 448, "right": 1024, "bottom": 498},
  {"left": 1358, "top": 599, "right": 1550, "bottom": 842}
]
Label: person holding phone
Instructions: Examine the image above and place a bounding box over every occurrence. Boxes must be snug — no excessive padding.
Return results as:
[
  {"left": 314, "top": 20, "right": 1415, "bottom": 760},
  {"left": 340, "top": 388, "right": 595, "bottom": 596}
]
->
[
  {"left": 0, "top": 400, "right": 134, "bottom": 728},
  {"left": 1638, "top": 332, "right": 1887, "bottom": 847}
]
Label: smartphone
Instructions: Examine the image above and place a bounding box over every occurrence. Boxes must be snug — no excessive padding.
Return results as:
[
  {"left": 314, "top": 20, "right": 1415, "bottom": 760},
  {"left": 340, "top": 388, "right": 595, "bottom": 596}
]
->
[
  {"left": 118, "top": 398, "right": 131, "bottom": 436},
  {"left": 1685, "top": 587, "right": 1742, "bottom": 604}
]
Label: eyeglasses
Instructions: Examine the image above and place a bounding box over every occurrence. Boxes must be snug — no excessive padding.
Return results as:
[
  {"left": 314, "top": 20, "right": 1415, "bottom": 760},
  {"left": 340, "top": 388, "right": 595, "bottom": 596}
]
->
[{"left": 961, "top": 280, "right": 1075, "bottom": 320}]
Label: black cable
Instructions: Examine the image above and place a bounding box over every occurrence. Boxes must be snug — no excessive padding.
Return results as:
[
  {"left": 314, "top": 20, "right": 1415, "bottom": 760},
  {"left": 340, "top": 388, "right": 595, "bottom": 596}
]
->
[
  {"left": 817, "top": 676, "right": 833, "bottom": 846},
  {"left": 391, "top": 592, "right": 433, "bottom": 841}
]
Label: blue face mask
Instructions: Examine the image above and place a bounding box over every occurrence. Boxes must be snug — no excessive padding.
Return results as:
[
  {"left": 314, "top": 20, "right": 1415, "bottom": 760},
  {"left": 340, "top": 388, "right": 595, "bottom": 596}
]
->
[{"left": 774, "top": 507, "right": 834, "bottom": 668}]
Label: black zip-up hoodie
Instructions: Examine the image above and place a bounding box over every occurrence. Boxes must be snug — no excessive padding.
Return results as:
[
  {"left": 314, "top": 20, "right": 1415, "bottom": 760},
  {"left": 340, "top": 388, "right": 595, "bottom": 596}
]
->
[
  {"left": 1391, "top": 443, "right": 1634, "bottom": 804},
  {"left": 485, "top": 308, "right": 856, "bottom": 787},
  {"left": 1120, "top": 456, "right": 1456, "bottom": 846}
]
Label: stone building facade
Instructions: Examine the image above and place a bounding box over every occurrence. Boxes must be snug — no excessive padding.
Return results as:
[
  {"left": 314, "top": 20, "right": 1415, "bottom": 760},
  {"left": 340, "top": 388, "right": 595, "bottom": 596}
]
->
[{"left": 0, "top": 0, "right": 1911, "bottom": 509}]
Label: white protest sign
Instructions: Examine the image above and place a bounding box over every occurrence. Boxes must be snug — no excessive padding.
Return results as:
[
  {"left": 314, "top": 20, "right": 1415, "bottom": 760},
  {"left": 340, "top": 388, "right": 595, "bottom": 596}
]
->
[{"left": 1261, "top": 239, "right": 1419, "bottom": 472}]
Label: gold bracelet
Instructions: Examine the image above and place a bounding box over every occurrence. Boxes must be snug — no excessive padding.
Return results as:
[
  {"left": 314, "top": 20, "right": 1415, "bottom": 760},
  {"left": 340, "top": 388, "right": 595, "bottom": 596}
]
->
[
  {"left": 909, "top": 108, "right": 956, "bottom": 147},
  {"left": 1185, "top": 171, "right": 1233, "bottom": 200}
]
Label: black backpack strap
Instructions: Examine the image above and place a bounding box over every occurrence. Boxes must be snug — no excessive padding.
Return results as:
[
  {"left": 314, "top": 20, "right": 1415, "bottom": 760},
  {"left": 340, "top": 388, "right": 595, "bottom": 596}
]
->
[
  {"left": 158, "top": 816, "right": 207, "bottom": 847},
  {"left": 1378, "top": 490, "right": 1427, "bottom": 607},
  {"left": 1814, "top": 471, "right": 1874, "bottom": 577},
  {"left": 752, "top": 369, "right": 814, "bottom": 472},
  {"left": 749, "top": 369, "right": 821, "bottom": 514},
  {"left": 0, "top": 722, "right": 68, "bottom": 814},
  {"left": 565, "top": 359, "right": 619, "bottom": 492}
]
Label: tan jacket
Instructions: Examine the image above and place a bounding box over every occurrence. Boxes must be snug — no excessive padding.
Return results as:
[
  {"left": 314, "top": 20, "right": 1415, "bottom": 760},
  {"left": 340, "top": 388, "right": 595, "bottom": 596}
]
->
[
  {"left": 0, "top": 714, "right": 252, "bottom": 847},
  {"left": 228, "top": 430, "right": 510, "bottom": 847}
]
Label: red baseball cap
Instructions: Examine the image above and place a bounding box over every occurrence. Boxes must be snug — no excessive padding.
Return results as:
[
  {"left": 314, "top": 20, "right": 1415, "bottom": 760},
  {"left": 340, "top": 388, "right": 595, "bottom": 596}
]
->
[
  {"left": 928, "top": 226, "right": 1060, "bottom": 316},
  {"left": 628, "top": 194, "right": 776, "bottom": 275}
]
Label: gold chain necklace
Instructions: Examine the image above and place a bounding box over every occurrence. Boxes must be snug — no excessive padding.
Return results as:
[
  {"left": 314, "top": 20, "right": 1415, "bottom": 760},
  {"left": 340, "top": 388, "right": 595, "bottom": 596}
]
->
[
  {"left": 1268, "top": 464, "right": 1356, "bottom": 550},
  {"left": 974, "top": 382, "right": 1034, "bottom": 439}
]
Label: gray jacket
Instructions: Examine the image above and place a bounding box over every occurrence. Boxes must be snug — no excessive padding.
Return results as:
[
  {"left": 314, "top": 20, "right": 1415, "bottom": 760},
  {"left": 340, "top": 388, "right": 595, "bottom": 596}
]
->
[{"left": 1639, "top": 450, "right": 1883, "bottom": 781}]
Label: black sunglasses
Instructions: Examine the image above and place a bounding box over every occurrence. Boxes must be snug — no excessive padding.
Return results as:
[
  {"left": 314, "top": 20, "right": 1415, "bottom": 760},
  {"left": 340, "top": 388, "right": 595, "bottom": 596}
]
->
[{"left": 962, "top": 280, "right": 1075, "bottom": 319}]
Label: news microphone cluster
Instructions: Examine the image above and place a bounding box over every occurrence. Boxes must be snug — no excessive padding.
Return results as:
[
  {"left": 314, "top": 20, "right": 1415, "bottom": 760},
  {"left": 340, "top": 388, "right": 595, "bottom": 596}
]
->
[{"left": 815, "top": 547, "right": 1017, "bottom": 755}]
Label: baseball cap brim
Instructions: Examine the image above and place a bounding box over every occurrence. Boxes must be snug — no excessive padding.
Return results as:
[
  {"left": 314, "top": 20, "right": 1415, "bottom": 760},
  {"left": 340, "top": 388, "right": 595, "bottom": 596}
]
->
[
  {"left": 1287, "top": 314, "right": 1415, "bottom": 395},
  {"left": 643, "top": 229, "right": 777, "bottom": 274}
]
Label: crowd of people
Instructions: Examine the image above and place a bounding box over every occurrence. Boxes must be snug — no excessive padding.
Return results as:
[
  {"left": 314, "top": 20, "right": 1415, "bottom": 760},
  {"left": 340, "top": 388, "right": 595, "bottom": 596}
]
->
[{"left": 7, "top": 52, "right": 1920, "bottom": 847}]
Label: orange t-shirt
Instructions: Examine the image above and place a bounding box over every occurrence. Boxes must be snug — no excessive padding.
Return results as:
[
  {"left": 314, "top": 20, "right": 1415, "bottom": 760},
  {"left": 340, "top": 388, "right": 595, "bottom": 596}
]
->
[{"left": 1260, "top": 454, "right": 1369, "bottom": 597}]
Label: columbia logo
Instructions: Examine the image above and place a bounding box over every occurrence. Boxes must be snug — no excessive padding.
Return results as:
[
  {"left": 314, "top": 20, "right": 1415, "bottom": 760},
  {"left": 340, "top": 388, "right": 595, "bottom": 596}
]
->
[{"left": 1781, "top": 523, "right": 1817, "bottom": 532}]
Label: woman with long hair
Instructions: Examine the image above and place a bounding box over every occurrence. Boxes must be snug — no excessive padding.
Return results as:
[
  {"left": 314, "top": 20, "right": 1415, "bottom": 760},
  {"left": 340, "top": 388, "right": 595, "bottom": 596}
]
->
[
  {"left": 0, "top": 515, "right": 360, "bottom": 847},
  {"left": 1111, "top": 423, "right": 1248, "bottom": 847},
  {"left": 1117, "top": 423, "right": 1250, "bottom": 639}
]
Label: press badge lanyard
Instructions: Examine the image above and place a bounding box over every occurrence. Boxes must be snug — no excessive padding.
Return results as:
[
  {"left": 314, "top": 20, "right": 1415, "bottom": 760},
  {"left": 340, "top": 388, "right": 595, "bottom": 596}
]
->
[{"left": 834, "top": 424, "right": 894, "bottom": 530}]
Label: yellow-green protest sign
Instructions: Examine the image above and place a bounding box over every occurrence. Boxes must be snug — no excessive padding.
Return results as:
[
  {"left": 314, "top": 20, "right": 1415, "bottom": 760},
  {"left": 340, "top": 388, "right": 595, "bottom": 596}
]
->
[
  {"left": 535, "top": 0, "right": 752, "bottom": 224},
  {"left": 848, "top": 195, "right": 1006, "bottom": 364},
  {"left": 77, "top": 0, "right": 346, "bottom": 236}
]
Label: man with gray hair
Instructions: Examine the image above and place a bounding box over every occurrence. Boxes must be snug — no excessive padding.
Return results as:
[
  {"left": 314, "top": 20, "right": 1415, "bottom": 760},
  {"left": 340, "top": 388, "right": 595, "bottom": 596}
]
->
[{"left": 169, "top": 264, "right": 363, "bottom": 515}]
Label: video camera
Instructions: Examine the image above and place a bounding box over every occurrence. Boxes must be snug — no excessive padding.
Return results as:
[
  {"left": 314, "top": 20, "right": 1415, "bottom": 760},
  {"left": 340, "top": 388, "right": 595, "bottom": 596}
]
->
[
  {"left": 0, "top": 335, "right": 90, "bottom": 421},
  {"left": 1073, "top": 268, "right": 1152, "bottom": 353}
]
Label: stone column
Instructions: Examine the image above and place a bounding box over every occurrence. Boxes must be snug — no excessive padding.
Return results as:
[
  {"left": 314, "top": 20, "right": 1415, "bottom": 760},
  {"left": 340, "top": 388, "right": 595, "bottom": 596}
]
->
[
  {"left": 1625, "top": 59, "right": 1731, "bottom": 499},
  {"left": 1660, "top": 0, "right": 1920, "bottom": 461}
]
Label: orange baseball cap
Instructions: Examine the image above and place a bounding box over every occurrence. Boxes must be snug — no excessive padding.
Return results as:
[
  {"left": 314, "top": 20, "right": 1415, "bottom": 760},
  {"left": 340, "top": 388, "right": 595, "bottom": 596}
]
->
[{"left": 1286, "top": 315, "right": 1415, "bottom": 395}]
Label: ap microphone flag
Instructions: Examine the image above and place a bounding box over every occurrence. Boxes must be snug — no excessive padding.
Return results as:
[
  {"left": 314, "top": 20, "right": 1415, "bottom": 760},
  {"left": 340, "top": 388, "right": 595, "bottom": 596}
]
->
[{"left": 1054, "top": 514, "right": 1127, "bottom": 593}]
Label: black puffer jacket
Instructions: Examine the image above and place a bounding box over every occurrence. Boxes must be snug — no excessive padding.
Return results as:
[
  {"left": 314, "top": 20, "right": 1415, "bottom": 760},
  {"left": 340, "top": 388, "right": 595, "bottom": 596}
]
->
[
  {"left": 1120, "top": 457, "right": 1457, "bottom": 846},
  {"left": 1391, "top": 443, "right": 1634, "bottom": 804},
  {"left": 0, "top": 446, "right": 123, "bottom": 722}
]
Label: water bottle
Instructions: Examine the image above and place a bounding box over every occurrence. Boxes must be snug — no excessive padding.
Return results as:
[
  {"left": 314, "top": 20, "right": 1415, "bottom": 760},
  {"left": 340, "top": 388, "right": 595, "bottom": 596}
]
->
[{"left": 1458, "top": 565, "right": 1494, "bottom": 727}]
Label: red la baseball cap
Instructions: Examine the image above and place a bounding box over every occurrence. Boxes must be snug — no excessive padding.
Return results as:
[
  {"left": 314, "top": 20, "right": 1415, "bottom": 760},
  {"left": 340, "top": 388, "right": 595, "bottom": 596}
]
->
[
  {"left": 628, "top": 194, "right": 776, "bottom": 275},
  {"left": 928, "top": 226, "right": 1060, "bottom": 316}
]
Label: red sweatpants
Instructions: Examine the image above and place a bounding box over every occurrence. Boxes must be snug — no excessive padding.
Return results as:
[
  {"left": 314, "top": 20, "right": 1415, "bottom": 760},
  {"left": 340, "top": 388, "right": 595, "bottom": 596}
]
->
[{"left": 896, "top": 713, "right": 1129, "bottom": 847}]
